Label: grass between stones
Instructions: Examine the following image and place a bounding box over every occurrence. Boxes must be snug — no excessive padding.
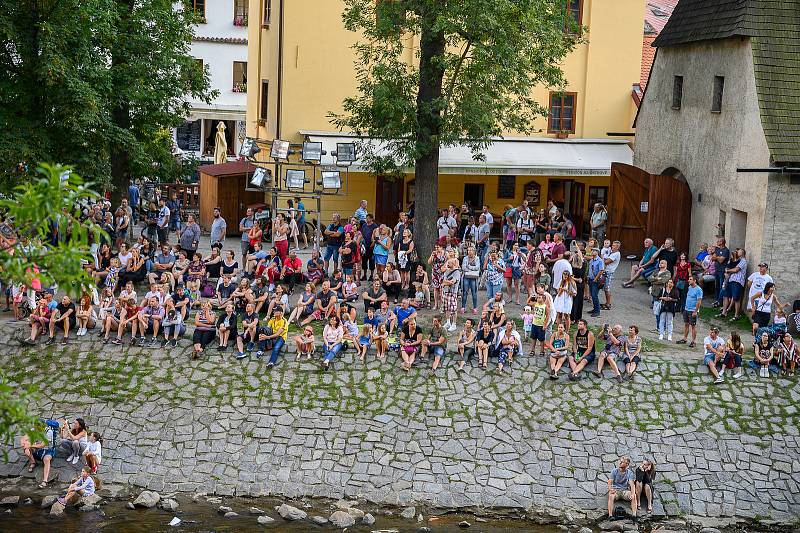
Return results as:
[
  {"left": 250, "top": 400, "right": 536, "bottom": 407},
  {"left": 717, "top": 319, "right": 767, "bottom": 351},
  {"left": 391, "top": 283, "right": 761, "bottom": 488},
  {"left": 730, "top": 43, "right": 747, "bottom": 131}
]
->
[{"left": 2, "top": 334, "right": 797, "bottom": 440}]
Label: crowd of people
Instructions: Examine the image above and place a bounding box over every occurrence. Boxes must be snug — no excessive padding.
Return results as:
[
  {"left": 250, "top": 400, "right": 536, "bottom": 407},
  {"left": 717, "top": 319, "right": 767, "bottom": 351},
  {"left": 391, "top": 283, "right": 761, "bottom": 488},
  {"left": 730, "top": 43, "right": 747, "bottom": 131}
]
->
[{"left": 6, "top": 191, "right": 797, "bottom": 384}]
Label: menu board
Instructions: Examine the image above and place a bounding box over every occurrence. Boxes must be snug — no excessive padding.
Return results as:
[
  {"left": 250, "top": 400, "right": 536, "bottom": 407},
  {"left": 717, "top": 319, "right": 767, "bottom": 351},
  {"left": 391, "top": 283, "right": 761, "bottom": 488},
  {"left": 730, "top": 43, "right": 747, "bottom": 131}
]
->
[
  {"left": 497, "top": 175, "right": 516, "bottom": 199},
  {"left": 176, "top": 120, "right": 201, "bottom": 152}
]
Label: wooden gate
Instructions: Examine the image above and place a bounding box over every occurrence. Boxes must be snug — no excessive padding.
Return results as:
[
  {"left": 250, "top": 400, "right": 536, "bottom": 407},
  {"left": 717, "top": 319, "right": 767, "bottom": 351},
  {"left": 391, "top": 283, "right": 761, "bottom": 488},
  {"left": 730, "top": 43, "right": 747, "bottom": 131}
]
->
[
  {"left": 608, "top": 163, "right": 692, "bottom": 257},
  {"left": 608, "top": 163, "right": 649, "bottom": 255}
]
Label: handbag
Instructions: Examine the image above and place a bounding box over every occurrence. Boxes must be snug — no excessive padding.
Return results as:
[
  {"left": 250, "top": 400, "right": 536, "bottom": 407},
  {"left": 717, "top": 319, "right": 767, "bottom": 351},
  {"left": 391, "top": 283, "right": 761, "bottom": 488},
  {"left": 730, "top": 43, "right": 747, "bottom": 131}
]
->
[
  {"left": 408, "top": 247, "right": 418, "bottom": 264},
  {"left": 652, "top": 300, "right": 662, "bottom": 316}
]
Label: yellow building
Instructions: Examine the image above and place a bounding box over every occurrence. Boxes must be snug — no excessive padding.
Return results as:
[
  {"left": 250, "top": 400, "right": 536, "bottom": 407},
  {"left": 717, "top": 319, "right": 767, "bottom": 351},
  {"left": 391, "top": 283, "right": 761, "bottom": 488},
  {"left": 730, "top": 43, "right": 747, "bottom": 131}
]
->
[{"left": 245, "top": 0, "right": 643, "bottom": 230}]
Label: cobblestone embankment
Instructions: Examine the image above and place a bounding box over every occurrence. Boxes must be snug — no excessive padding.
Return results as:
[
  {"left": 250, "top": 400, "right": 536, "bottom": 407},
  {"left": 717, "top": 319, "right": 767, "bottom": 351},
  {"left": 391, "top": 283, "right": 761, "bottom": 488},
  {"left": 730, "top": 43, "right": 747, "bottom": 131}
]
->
[{"left": 1, "top": 321, "right": 798, "bottom": 522}]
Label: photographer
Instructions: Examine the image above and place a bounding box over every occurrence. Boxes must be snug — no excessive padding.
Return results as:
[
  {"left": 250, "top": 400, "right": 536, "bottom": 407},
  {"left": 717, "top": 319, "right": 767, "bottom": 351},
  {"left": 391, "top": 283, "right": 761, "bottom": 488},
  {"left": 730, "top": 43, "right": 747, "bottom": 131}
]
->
[{"left": 590, "top": 203, "right": 607, "bottom": 243}]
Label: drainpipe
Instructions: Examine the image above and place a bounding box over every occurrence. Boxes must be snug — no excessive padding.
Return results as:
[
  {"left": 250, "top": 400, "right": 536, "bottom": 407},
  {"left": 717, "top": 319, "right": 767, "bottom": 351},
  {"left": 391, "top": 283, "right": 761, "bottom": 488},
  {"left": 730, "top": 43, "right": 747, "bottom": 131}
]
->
[{"left": 276, "top": 0, "right": 285, "bottom": 139}]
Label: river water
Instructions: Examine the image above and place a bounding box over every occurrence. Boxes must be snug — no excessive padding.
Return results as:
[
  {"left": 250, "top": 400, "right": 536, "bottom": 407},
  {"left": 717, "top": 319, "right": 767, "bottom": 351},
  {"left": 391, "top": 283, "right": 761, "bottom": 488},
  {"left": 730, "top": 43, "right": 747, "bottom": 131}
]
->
[{"left": 1, "top": 492, "right": 564, "bottom": 532}]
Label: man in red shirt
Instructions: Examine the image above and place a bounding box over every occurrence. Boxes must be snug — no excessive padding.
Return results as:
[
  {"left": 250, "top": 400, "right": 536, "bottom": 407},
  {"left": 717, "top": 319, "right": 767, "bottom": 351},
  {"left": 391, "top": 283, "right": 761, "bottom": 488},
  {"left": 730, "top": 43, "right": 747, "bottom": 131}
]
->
[{"left": 281, "top": 249, "right": 303, "bottom": 293}]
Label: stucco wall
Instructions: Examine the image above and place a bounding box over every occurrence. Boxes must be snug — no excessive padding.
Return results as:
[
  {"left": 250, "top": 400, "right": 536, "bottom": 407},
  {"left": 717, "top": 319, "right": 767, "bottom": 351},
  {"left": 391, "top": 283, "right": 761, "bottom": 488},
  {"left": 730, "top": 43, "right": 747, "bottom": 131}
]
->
[
  {"left": 761, "top": 174, "right": 800, "bottom": 303},
  {"left": 634, "top": 39, "right": 771, "bottom": 266},
  {"left": 189, "top": 0, "right": 249, "bottom": 111}
]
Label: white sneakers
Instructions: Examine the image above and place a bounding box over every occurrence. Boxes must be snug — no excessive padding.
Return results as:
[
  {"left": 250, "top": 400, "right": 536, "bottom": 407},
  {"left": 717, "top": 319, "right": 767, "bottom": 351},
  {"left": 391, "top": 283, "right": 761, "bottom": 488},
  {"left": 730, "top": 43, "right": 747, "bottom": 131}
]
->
[
  {"left": 71, "top": 456, "right": 79, "bottom": 465},
  {"left": 760, "top": 366, "right": 769, "bottom": 378},
  {"left": 658, "top": 334, "right": 664, "bottom": 340},
  {"left": 719, "top": 367, "right": 725, "bottom": 377},
  {"left": 668, "top": 335, "right": 673, "bottom": 341},
  {"left": 733, "top": 371, "right": 743, "bottom": 379},
  {"left": 714, "top": 376, "right": 724, "bottom": 384},
  {"left": 66, "top": 454, "right": 74, "bottom": 463},
  {"left": 448, "top": 323, "right": 457, "bottom": 332}
]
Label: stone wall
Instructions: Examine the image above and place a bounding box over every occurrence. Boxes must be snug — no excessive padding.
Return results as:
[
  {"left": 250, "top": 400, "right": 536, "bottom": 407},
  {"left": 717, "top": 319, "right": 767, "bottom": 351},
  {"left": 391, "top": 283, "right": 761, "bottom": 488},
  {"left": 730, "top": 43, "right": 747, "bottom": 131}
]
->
[
  {"left": 1, "top": 327, "right": 798, "bottom": 521},
  {"left": 634, "top": 38, "right": 771, "bottom": 265},
  {"left": 761, "top": 173, "right": 800, "bottom": 303}
]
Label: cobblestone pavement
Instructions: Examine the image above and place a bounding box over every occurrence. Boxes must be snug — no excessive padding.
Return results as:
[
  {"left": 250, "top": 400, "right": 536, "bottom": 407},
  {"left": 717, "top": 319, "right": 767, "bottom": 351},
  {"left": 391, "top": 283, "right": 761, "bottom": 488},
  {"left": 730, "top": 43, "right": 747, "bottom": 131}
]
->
[{"left": 1, "top": 306, "right": 798, "bottom": 521}]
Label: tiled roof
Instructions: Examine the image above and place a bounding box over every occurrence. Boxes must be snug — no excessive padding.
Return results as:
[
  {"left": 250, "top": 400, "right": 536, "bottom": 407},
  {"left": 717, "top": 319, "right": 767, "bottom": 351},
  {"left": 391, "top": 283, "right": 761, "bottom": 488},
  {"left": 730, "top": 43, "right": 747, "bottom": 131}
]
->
[
  {"left": 644, "top": 0, "right": 678, "bottom": 35},
  {"left": 641, "top": 34, "right": 658, "bottom": 88},
  {"left": 750, "top": 1, "right": 800, "bottom": 163},
  {"left": 651, "top": 0, "right": 800, "bottom": 162},
  {"left": 198, "top": 161, "right": 258, "bottom": 177},
  {"left": 651, "top": 0, "right": 752, "bottom": 47},
  {"left": 193, "top": 36, "right": 248, "bottom": 45}
]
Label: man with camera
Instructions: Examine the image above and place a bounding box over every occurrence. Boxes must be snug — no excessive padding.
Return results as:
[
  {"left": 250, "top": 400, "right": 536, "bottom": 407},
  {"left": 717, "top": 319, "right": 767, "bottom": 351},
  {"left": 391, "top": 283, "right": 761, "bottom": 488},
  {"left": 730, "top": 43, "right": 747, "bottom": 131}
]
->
[{"left": 590, "top": 203, "right": 607, "bottom": 243}]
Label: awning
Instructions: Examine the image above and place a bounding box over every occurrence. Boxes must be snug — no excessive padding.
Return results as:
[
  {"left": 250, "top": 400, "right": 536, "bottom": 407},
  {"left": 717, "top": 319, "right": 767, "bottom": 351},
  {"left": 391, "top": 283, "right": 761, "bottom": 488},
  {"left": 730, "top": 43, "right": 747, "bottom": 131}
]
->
[
  {"left": 300, "top": 131, "right": 632, "bottom": 176},
  {"left": 188, "top": 106, "right": 247, "bottom": 122}
]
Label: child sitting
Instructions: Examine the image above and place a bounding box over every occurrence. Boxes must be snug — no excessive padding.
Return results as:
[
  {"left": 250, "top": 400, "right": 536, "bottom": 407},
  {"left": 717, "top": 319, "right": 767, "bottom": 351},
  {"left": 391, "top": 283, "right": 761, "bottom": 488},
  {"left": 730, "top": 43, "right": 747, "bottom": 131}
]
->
[
  {"left": 82, "top": 432, "right": 103, "bottom": 473},
  {"left": 293, "top": 326, "right": 316, "bottom": 360},
  {"left": 357, "top": 324, "right": 372, "bottom": 362},
  {"left": 58, "top": 466, "right": 96, "bottom": 506},
  {"left": 372, "top": 323, "right": 388, "bottom": 359}
]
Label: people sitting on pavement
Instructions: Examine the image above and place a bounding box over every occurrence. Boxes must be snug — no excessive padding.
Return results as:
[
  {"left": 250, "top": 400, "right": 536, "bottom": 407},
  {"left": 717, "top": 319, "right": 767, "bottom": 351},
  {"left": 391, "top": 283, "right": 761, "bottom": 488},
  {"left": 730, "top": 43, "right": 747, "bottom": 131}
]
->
[
  {"left": 752, "top": 330, "right": 775, "bottom": 378},
  {"left": 495, "top": 321, "right": 522, "bottom": 373},
  {"left": 321, "top": 315, "right": 344, "bottom": 370},
  {"left": 293, "top": 325, "right": 316, "bottom": 361},
  {"left": 399, "top": 316, "right": 423, "bottom": 371},
  {"left": 594, "top": 324, "right": 624, "bottom": 382},
  {"left": 634, "top": 459, "right": 656, "bottom": 515},
  {"left": 547, "top": 322, "right": 570, "bottom": 379},
  {"left": 137, "top": 296, "right": 164, "bottom": 347},
  {"left": 300, "top": 280, "right": 338, "bottom": 326},
  {"left": 703, "top": 326, "right": 727, "bottom": 384},
  {"left": 216, "top": 303, "right": 238, "bottom": 352},
  {"left": 568, "top": 319, "right": 595, "bottom": 380},
  {"left": 161, "top": 300, "right": 185, "bottom": 348},
  {"left": 622, "top": 325, "right": 642, "bottom": 380},
  {"left": 421, "top": 315, "right": 447, "bottom": 372},
  {"left": 776, "top": 331, "right": 797, "bottom": 376},
  {"left": 45, "top": 295, "right": 76, "bottom": 346},
  {"left": 191, "top": 301, "right": 217, "bottom": 358},
  {"left": 60, "top": 417, "right": 88, "bottom": 466}
]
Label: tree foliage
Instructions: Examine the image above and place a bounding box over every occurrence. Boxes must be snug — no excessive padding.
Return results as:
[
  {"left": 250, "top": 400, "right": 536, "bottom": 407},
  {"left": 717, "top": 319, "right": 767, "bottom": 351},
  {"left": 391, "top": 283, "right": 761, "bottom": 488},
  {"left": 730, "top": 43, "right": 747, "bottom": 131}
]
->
[
  {"left": 333, "top": 0, "right": 579, "bottom": 260},
  {"left": 0, "top": 163, "right": 101, "bottom": 460},
  {"left": 0, "top": 163, "right": 102, "bottom": 293},
  {"left": 0, "top": 0, "right": 214, "bottom": 194}
]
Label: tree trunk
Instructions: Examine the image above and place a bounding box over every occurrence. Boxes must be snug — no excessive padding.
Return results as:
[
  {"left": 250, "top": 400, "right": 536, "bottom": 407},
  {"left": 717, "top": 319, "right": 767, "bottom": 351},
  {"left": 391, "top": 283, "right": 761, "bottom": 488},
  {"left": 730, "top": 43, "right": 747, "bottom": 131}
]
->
[
  {"left": 109, "top": 0, "right": 134, "bottom": 207},
  {"left": 412, "top": 10, "right": 446, "bottom": 267}
]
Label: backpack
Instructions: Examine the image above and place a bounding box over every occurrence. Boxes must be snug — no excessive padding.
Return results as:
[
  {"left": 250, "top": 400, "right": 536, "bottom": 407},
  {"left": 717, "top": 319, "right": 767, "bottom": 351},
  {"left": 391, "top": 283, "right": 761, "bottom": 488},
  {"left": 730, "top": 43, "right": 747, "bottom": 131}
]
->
[
  {"left": 200, "top": 279, "right": 216, "bottom": 298},
  {"left": 565, "top": 219, "right": 576, "bottom": 238}
]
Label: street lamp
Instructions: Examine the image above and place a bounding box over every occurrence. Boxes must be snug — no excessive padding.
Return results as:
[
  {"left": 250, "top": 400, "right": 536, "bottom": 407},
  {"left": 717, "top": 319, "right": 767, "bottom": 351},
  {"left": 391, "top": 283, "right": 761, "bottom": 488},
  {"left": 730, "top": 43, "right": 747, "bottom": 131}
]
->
[
  {"left": 270, "top": 139, "right": 290, "bottom": 160},
  {"left": 285, "top": 169, "right": 307, "bottom": 190}
]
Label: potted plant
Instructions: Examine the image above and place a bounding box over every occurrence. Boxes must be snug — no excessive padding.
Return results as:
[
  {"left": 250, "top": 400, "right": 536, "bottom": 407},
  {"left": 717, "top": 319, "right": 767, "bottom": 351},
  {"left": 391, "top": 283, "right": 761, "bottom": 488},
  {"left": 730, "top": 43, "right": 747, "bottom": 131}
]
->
[
  {"left": 233, "top": 15, "right": 248, "bottom": 26},
  {"left": 556, "top": 130, "right": 570, "bottom": 139},
  {"left": 233, "top": 82, "right": 247, "bottom": 93}
]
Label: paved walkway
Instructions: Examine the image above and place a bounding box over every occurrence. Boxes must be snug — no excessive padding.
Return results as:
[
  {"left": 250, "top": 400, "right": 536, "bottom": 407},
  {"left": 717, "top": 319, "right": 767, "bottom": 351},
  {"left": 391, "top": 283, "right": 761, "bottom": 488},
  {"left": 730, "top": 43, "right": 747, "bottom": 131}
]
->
[{"left": 1, "top": 269, "right": 798, "bottom": 520}]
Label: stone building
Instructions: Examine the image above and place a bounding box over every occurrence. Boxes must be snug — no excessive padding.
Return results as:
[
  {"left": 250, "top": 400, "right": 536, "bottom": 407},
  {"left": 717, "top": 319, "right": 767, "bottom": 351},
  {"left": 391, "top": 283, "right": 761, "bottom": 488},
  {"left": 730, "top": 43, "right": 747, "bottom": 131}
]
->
[{"left": 634, "top": 0, "right": 800, "bottom": 300}]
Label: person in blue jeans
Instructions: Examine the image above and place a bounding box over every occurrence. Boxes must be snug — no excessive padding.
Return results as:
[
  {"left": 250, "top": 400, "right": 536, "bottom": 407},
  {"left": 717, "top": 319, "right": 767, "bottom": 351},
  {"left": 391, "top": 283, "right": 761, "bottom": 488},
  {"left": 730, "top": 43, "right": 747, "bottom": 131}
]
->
[
  {"left": 461, "top": 247, "right": 481, "bottom": 312},
  {"left": 256, "top": 307, "right": 288, "bottom": 368},
  {"left": 588, "top": 248, "right": 604, "bottom": 317},
  {"left": 485, "top": 251, "right": 505, "bottom": 300},
  {"left": 321, "top": 315, "right": 344, "bottom": 370},
  {"left": 323, "top": 214, "right": 344, "bottom": 273},
  {"left": 711, "top": 237, "right": 730, "bottom": 305}
]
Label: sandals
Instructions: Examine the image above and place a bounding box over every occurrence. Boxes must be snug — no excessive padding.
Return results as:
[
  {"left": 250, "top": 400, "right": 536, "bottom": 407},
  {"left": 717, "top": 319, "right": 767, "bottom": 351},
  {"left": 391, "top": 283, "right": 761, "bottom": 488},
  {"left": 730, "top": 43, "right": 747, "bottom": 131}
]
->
[
  {"left": 27, "top": 463, "right": 35, "bottom": 473},
  {"left": 38, "top": 480, "right": 48, "bottom": 489}
]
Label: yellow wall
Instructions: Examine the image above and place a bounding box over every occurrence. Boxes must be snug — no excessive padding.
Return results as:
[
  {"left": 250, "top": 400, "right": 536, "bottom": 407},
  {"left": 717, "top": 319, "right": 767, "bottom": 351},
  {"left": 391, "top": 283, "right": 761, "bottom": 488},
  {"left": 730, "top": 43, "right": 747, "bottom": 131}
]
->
[
  {"left": 301, "top": 172, "right": 609, "bottom": 225},
  {"left": 247, "top": 0, "right": 645, "bottom": 143},
  {"left": 246, "top": 0, "right": 643, "bottom": 219}
]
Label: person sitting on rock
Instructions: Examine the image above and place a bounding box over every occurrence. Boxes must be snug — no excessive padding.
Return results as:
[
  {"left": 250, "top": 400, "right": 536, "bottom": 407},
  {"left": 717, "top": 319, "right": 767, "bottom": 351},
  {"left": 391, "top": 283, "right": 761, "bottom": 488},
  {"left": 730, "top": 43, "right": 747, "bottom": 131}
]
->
[
  {"left": 21, "top": 423, "right": 58, "bottom": 488},
  {"left": 607, "top": 456, "right": 636, "bottom": 520},
  {"left": 82, "top": 432, "right": 103, "bottom": 473},
  {"left": 58, "top": 466, "right": 96, "bottom": 506},
  {"left": 634, "top": 459, "right": 656, "bottom": 514}
]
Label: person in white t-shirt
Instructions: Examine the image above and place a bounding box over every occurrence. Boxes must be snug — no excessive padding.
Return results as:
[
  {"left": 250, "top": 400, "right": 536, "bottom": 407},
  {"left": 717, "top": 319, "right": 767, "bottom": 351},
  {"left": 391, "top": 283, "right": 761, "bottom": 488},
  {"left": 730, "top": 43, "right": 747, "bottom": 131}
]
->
[
  {"left": 746, "top": 262, "right": 773, "bottom": 311},
  {"left": 436, "top": 209, "right": 457, "bottom": 239},
  {"left": 602, "top": 240, "right": 621, "bottom": 310},
  {"left": 552, "top": 254, "right": 573, "bottom": 291},
  {"left": 482, "top": 205, "right": 494, "bottom": 227}
]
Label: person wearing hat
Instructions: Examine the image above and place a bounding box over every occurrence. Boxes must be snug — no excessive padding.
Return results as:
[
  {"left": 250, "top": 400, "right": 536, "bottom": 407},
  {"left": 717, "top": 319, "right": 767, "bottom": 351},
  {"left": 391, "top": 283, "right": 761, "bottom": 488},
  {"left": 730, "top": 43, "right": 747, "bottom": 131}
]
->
[{"left": 746, "top": 261, "right": 773, "bottom": 312}]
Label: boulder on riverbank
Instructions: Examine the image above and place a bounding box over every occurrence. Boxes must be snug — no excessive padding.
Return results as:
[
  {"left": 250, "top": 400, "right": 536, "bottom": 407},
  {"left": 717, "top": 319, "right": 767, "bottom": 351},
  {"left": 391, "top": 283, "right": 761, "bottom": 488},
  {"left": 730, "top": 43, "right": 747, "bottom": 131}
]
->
[
  {"left": 277, "top": 503, "right": 307, "bottom": 521},
  {"left": 49, "top": 501, "right": 65, "bottom": 517},
  {"left": 41, "top": 495, "right": 58, "bottom": 509},
  {"left": 329, "top": 510, "right": 355, "bottom": 528},
  {"left": 133, "top": 490, "right": 160, "bottom": 508}
]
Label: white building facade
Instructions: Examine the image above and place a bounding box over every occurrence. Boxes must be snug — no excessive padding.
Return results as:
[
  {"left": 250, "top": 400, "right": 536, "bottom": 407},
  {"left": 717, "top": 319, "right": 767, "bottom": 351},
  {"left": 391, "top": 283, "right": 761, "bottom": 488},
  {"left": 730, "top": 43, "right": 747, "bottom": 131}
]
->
[{"left": 175, "top": 0, "right": 250, "bottom": 162}]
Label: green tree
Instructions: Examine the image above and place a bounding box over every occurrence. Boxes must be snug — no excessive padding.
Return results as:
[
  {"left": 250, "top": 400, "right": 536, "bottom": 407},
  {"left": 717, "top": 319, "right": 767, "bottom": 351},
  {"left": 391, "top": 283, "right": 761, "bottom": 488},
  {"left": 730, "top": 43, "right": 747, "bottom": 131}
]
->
[
  {"left": 0, "top": 163, "right": 101, "bottom": 459},
  {"left": 0, "top": 0, "right": 213, "bottom": 199},
  {"left": 333, "top": 0, "right": 579, "bottom": 261}
]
